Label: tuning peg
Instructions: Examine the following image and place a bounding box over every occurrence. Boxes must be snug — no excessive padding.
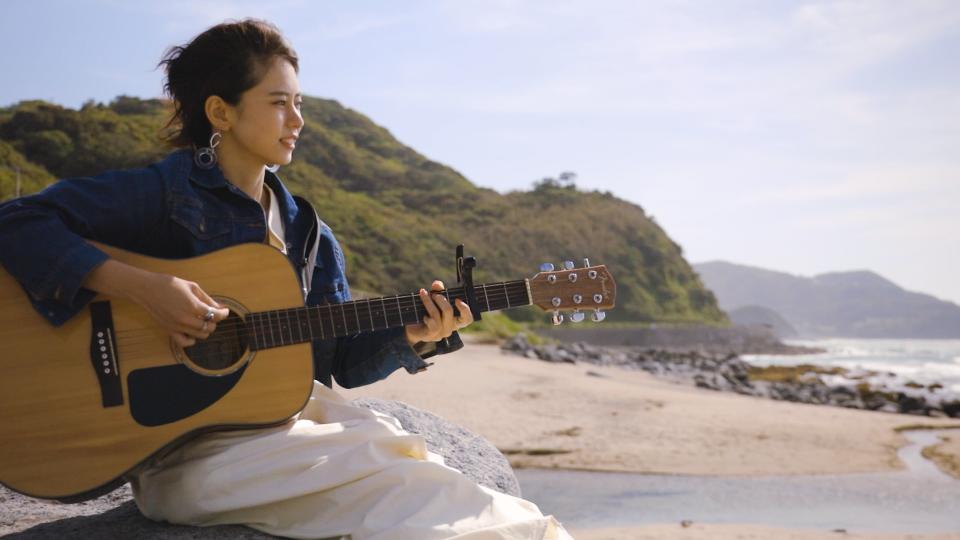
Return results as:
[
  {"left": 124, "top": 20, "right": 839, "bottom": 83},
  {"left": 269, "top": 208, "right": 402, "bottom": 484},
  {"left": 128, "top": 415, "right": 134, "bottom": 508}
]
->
[
  {"left": 583, "top": 258, "right": 591, "bottom": 267},
  {"left": 563, "top": 260, "right": 575, "bottom": 270},
  {"left": 540, "top": 262, "right": 555, "bottom": 272},
  {"left": 592, "top": 310, "right": 606, "bottom": 322},
  {"left": 570, "top": 310, "right": 585, "bottom": 323},
  {"left": 552, "top": 311, "right": 564, "bottom": 325}
]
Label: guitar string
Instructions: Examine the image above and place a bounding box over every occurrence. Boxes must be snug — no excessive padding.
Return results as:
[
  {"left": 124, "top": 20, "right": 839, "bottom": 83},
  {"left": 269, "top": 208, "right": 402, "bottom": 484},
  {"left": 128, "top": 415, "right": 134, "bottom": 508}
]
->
[
  {"left": 112, "top": 285, "right": 533, "bottom": 348},
  {"left": 110, "top": 281, "right": 530, "bottom": 341},
  {"left": 112, "top": 285, "right": 531, "bottom": 345}
]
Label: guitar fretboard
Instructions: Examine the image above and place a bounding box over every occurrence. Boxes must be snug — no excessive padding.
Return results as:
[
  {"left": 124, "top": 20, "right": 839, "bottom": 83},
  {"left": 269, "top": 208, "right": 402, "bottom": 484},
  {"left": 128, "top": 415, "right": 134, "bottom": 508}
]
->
[{"left": 245, "top": 280, "right": 530, "bottom": 350}]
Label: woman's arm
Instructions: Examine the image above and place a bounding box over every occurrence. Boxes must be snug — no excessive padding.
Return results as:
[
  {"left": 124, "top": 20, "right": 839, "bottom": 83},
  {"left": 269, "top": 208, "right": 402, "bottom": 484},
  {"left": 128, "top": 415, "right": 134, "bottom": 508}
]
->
[
  {"left": 0, "top": 167, "right": 165, "bottom": 322},
  {"left": 0, "top": 165, "right": 227, "bottom": 340},
  {"left": 83, "top": 259, "right": 229, "bottom": 348}
]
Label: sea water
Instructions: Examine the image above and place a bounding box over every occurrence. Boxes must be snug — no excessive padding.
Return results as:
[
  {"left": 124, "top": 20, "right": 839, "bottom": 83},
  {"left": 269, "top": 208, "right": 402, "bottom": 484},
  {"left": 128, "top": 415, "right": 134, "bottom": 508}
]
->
[
  {"left": 517, "top": 430, "right": 960, "bottom": 533},
  {"left": 516, "top": 340, "right": 960, "bottom": 532},
  {"left": 744, "top": 338, "right": 960, "bottom": 394}
]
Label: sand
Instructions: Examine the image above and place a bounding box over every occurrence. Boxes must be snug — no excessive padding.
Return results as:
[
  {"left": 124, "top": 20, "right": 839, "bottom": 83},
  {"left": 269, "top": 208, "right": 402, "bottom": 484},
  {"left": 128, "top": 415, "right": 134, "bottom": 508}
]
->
[
  {"left": 340, "top": 339, "right": 960, "bottom": 477},
  {"left": 339, "top": 338, "right": 960, "bottom": 540}
]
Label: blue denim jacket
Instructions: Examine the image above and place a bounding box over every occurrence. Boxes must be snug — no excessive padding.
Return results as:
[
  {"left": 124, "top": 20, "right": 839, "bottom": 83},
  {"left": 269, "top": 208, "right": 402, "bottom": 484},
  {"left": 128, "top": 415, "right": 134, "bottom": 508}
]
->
[{"left": 0, "top": 149, "right": 461, "bottom": 388}]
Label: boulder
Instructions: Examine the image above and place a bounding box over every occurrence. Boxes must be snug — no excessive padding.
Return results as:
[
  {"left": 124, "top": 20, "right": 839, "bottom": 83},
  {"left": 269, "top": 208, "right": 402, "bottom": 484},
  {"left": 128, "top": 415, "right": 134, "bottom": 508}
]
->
[{"left": 1, "top": 400, "right": 517, "bottom": 538}]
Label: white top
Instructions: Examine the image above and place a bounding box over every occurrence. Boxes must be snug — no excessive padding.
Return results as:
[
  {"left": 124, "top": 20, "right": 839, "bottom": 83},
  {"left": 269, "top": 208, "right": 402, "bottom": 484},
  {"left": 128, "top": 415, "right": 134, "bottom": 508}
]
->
[{"left": 263, "top": 184, "right": 286, "bottom": 254}]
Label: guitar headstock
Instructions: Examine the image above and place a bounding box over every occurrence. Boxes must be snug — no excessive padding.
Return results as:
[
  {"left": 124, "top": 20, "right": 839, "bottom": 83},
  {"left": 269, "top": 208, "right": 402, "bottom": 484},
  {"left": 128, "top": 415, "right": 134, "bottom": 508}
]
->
[{"left": 528, "top": 260, "right": 615, "bottom": 324}]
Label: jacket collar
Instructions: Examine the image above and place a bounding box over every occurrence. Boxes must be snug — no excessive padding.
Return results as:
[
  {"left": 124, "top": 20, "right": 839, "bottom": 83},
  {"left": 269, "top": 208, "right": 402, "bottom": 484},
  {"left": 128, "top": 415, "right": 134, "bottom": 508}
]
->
[{"left": 173, "top": 149, "right": 299, "bottom": 226}]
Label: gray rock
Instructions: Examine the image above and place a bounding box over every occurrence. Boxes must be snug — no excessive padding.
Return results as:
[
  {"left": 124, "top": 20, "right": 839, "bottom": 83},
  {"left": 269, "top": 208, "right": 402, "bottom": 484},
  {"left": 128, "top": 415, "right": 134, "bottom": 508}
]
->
[
  {"left": 353, "top": 398, "right": 520, "bottom": 497},
  {"left": 1, "top": 399, "right": 517, "bottom": 538}
]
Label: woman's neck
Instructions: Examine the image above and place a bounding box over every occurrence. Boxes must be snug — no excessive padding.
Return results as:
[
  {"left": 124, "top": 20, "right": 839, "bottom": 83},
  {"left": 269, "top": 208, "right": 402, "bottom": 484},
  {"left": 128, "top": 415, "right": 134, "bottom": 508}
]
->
[{"left": 216, "top": 141, "right": 267, "bottom": 206}]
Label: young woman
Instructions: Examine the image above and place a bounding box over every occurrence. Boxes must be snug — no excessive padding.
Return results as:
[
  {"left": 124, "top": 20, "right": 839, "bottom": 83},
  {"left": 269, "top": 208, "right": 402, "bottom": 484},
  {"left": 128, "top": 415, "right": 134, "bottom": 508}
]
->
[{"left": 0, "top": 19, "right": 573, "bottom": 540}]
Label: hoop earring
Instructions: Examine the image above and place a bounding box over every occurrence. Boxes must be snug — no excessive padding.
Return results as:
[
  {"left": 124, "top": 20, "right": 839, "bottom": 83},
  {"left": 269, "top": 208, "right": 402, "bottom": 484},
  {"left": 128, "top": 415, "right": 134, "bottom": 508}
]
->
[
  {"left": 194, "top": 131, "right": 222, "bottom": 170},
  {"left": 265, "top": 163, "right": 280, "bottom": 173}
]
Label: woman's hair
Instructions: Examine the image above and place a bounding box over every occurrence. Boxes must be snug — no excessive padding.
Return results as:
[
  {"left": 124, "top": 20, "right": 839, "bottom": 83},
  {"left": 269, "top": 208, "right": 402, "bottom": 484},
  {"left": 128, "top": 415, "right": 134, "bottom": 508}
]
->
[{"left": 158, "top": 19, "right": 299, "bottom": 148}]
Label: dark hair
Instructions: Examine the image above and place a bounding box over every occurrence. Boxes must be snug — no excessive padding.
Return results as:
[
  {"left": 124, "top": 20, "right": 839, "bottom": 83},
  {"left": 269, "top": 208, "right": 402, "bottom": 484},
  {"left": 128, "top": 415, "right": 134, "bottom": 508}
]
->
[{"left": 158, "top": 19, "right": 299, "bottom": 148}]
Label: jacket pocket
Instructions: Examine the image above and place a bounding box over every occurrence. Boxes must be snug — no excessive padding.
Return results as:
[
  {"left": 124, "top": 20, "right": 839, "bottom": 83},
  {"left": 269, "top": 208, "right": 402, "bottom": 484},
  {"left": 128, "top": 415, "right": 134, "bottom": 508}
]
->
[{"left": 170, "top": 200, "right": 231, "bottom": 240}]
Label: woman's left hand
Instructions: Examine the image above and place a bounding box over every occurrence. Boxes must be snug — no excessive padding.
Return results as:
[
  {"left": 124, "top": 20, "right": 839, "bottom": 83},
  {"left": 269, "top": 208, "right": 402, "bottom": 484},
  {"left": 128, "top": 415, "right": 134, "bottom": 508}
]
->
[{"left": 404, "top": 280, "right": 474, "bottom": 346}]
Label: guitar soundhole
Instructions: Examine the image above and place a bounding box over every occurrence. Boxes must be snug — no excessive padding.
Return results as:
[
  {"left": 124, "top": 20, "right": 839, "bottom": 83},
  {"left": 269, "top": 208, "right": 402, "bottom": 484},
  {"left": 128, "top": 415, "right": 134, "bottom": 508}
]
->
[{"left": 183, "top": 310, "right": 249, "bottom": 373}]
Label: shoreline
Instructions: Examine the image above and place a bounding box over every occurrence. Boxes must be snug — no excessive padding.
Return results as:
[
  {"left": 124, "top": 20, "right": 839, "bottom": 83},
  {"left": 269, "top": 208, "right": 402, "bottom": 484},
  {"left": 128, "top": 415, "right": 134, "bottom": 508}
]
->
[{"left": 340, "top": 339, "right": 960, "bottom": 478}]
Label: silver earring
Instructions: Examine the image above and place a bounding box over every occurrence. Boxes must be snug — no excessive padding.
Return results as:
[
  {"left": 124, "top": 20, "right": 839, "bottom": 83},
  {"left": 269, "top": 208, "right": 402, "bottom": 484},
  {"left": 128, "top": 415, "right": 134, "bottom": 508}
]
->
[
  {"left": 265, "top": 163, "right": 280, "bottom": 173},
  {"left": 194, "top": 131, "right": 222, "bottom": 169}
]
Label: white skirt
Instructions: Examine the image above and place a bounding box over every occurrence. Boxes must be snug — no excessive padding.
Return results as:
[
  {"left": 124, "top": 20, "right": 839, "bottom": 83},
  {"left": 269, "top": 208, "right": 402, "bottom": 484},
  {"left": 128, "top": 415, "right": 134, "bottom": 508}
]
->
[{"left": 128, "top": 382, "right": 574, "bottom": 540}]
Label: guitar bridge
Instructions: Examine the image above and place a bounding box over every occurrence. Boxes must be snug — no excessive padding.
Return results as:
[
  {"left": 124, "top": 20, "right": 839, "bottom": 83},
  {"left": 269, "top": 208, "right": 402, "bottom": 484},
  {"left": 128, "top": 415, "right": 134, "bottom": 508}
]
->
[{"left": 89, "top": 301, "right": 123, "bottom": 407}]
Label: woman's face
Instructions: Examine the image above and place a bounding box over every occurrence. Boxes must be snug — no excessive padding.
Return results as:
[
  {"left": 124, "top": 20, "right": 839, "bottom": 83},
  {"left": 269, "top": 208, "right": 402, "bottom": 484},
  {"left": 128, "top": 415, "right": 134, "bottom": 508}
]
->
[{"left": 226, "top": 57, "right": 304, "bottom": 168}]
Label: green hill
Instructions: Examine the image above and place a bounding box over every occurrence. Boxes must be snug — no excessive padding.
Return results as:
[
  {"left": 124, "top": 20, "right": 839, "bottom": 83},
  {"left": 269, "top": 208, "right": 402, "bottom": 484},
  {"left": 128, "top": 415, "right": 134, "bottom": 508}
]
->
[{"left": 0, "top": 96, "right": 725, "bottom": 325}]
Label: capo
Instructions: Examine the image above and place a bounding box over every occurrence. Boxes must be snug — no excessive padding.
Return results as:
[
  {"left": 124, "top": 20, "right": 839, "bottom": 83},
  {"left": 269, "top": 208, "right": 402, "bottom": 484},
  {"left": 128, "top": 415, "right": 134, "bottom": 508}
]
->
[{"left": 455, "top": 244, "right": 481, "bottom": 321}]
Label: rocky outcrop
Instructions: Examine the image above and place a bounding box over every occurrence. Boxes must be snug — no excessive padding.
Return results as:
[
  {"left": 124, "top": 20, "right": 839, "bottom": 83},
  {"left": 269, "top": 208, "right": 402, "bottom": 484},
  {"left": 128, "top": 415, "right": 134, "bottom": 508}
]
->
[
  {"left": 503, "top": 334, "right": 960, "bottom": 418},
  {"left": 1, "top": 400, "right": 517, "bottom": 538}
]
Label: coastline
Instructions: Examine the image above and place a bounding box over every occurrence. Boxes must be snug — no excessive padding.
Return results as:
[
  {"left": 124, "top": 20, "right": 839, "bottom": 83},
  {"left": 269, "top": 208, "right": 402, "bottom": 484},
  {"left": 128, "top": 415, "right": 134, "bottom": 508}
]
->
[
  {"left": 341, "top": 338, "right": 960, "bottom": 538},
  {"left": 340, "top": 338, "right": 960, "bottom": 477}
]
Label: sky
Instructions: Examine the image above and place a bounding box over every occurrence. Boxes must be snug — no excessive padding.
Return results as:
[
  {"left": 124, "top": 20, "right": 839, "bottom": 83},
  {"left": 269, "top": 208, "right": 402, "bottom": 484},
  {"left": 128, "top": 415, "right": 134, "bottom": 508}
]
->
[{"left": 2, "top": 1, "right": 959, "bottom": 304}]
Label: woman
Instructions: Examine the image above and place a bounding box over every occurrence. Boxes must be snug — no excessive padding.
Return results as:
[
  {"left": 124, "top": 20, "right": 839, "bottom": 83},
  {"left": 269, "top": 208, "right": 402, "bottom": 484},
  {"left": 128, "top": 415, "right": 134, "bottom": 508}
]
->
[{"left": 0, "top": 18, "right": 573, "bottom": 540}]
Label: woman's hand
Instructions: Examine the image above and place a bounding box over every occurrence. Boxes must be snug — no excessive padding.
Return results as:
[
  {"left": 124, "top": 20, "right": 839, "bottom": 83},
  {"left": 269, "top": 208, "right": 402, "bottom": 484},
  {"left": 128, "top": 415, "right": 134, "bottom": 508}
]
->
[
  {"left": 404, "top": 280, "right": 473, "bottom": 346},
  {"left": 132, "top": 272, "right": 231, "bottom": 348},
  {"left": 84, "top": 259, "right": 230, "bottom": 348}
]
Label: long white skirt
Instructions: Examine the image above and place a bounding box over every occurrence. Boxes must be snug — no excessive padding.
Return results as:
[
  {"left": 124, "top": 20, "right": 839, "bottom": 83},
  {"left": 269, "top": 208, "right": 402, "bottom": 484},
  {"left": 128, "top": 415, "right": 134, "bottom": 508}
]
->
[{"left": 128, "top": 382, "right": 574, "bottom": 540}]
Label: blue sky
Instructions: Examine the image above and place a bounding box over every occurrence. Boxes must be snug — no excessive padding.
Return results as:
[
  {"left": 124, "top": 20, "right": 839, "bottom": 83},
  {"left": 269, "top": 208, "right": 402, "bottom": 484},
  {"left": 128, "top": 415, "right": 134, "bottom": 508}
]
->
[{"left": 2, "top": 1, "right": 959, "bottom": 304}]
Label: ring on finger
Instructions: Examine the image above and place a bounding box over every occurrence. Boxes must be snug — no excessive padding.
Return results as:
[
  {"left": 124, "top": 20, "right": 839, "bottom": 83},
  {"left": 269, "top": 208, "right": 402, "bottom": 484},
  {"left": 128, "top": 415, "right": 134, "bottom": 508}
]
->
[{"left": 203, "top": 309, "right": 216, "bottom": 322}]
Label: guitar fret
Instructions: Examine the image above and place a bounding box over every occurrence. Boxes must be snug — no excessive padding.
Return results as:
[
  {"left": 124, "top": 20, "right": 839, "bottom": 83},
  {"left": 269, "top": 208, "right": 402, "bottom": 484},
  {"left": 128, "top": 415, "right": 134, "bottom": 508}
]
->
[
  {"left": 314, "top": 306, "right": 324, "bottom": 340},
  {"left": 396, "top": 296, "right": 404, "bottom": 325},
  {"left": 367, "top": 299, "right": 376, "bottom": 331},
  {"left": 249, "top": 313, "right": 259, "bottom": 350},
  {"left": 296, "top": 309, "right": 305, "bottom": 343},
  {"left": 412, "top": 293, "right": 421, "bottom": 323},
  {"left": 340, "top": 303, "right": 348, "bottom": 336},
  {"left": 304, "top": 308, "right": 314, "bottom": 341},
  {"left": 502, "top": 282, "right": 511, "bottom": 309},
  {"left": 381, "top": 297, "right": 389, "bottom": 328},
  {"left": 285, "top": 309, "right": 294, "bottom": 345},
  {"left": 266, "top": 311, "right": 275, "bottom": 348},
  {"left": 481, "top": 284, "right": 490, "bottom": 312},
  {"left": 353, "top": 302, "right": 362, "bottom": 333}
]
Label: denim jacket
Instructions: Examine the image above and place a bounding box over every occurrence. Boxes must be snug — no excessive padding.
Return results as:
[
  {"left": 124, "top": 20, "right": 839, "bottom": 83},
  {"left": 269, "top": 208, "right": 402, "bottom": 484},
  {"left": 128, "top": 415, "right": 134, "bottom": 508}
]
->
[{"left": 0, "top": 149, "right": 462, "bottom": 388}]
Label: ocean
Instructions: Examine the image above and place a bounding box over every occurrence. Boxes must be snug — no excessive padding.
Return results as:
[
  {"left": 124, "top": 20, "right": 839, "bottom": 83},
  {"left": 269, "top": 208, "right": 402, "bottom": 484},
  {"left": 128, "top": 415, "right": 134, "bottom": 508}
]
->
[{"left": 743, "top": 338, "right": 960, "bottom": 394}]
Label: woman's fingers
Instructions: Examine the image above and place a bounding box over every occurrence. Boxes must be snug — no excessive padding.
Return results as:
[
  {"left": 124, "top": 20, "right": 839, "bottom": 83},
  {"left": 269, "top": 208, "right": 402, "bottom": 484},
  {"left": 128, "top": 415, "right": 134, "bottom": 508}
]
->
[
  {"left": 410, "top": 280, "right": 475, "bottom": 343},
  {"left": 171, "top": 332, "right": 196, "bottom": 348},
  {"left": 455, "top": 299, "right": 473, "bottom": 328},
  {"left": 191, "top": 282, "right": 230, "bottom": 321},
  {"left": 419, "top": 288, "right": 441, "bottom": 332}
]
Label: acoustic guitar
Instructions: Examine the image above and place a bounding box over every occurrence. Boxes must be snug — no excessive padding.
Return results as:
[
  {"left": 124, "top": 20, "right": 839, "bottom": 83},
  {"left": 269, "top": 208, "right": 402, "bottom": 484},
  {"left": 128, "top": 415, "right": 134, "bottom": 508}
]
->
[{"left": 0, "top": 241, "right": 615, "bottom": 501}]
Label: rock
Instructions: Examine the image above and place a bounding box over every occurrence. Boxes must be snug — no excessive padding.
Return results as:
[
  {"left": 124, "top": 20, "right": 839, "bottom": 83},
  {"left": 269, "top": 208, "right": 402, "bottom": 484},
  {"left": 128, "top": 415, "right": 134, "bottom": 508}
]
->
[
  {"left": 1, "top": 399, "right": 518, "bottom": 538},
  {"left": 353, "top": 398, "right": 520, "bottom": 497}
]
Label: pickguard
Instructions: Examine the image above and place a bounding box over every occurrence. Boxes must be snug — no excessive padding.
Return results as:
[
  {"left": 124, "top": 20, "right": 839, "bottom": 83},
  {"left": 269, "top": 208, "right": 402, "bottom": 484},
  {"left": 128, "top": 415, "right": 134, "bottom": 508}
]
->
[{"left": 128, "top": 363, "right": 247, "bottom": 427}]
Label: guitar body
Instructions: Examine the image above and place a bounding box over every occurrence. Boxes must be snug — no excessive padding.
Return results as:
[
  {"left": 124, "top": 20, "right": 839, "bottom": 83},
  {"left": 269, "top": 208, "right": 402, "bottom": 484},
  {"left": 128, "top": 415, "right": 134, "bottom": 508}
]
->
[{"left": 0, "top": 242, "right": 314, "bottom": 501}]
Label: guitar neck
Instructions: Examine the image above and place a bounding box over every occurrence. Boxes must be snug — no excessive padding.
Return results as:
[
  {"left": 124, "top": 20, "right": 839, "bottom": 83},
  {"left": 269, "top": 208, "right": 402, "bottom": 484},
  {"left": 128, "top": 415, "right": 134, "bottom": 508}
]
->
[{"left": 246, "top": 279, "right": 530, "bottom": 350}]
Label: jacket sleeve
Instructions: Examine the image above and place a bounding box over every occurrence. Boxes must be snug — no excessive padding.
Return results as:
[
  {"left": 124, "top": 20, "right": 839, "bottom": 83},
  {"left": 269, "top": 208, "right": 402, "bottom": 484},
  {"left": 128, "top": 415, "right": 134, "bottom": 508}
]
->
[
  {"left": 0, "top": 167, "right": 166, "bottom": 326},
  {"left": 306, "top": 226, "right": 463, "bottom": 389}
]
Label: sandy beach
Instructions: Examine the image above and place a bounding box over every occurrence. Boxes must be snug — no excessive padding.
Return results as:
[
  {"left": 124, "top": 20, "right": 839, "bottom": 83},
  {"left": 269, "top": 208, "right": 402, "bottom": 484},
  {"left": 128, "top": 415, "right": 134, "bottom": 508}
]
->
[{"left": 339, "top": 337, "right": 960, "bottom": 540}]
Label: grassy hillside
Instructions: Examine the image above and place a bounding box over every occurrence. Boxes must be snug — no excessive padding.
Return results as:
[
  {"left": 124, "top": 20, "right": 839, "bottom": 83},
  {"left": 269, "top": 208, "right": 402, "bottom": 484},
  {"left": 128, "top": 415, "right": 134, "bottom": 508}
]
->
[{"left": 0, "top": 96, "right": 725, "bottom": 324}]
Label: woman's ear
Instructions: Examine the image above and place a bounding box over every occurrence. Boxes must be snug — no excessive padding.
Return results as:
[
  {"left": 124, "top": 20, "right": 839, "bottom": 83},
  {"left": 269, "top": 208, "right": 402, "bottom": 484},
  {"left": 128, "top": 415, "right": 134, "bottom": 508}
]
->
[{"left": 204, "top": 95, "right": 233, "bottom": 132}]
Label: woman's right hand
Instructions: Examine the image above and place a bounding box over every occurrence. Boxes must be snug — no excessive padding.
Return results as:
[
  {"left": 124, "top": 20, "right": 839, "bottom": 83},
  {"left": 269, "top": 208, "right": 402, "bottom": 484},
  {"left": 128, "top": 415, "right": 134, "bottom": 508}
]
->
[
  {"left": 132, "top": 272, "right": 231, "bottom": 348},
  {"left": 84, "top": 259, "right": 230, "bottom": 348}
]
